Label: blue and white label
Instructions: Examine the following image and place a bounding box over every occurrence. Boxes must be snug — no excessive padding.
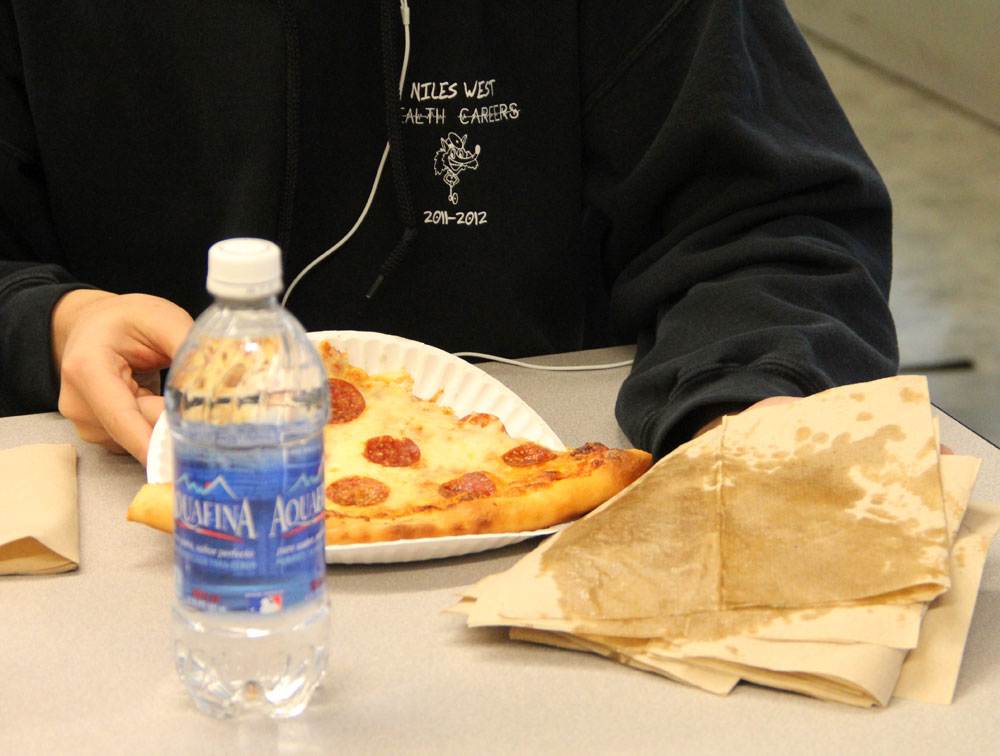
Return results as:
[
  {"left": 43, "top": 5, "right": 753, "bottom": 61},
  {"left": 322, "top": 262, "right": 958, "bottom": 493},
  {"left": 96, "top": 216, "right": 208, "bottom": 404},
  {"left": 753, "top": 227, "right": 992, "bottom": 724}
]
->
[{"left": 173, "top": 433, "right": 326, "bottom": 613}]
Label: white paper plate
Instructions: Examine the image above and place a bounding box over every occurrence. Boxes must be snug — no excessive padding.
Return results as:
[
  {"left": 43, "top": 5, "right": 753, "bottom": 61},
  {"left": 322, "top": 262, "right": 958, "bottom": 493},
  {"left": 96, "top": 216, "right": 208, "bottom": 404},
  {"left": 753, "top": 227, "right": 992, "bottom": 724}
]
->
[
  {"left": 323, "top": 523, "right": 569, "bottom": 565},
  {"left": 147, "top": 330, "right": 565, "bottom": 564}
]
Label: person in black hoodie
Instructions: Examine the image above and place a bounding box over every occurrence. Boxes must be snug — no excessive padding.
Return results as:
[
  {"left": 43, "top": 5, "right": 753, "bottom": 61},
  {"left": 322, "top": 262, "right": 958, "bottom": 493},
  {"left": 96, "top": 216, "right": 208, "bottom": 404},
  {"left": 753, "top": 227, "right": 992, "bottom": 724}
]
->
[{"left": 0, "top": 0, "right": 897, "bottom": 464}]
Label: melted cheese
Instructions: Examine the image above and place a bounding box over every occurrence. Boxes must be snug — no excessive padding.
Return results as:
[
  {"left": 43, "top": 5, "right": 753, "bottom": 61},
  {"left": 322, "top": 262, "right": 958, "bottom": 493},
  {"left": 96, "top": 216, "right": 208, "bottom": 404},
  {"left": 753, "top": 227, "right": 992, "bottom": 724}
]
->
[{"left": 323, "top": 371, "right": 533, "bottom": 512}]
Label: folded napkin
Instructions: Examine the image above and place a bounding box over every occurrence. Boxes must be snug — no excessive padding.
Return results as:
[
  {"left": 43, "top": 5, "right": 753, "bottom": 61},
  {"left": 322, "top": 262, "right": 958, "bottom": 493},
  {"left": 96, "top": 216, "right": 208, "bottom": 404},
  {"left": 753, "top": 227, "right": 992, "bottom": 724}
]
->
[
  {"left": 451, "top": 376, "right": 1000, "bottom": 707},
  {"left": 0, "top": 443, "right": 79, "bottom": 575}
]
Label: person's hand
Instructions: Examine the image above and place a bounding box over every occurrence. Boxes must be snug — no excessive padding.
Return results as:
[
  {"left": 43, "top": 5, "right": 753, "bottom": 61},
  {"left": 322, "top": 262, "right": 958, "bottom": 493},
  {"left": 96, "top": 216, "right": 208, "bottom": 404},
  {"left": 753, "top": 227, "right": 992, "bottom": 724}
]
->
[
  {"left": 694, "top": 396, "right": 800, "bottom": 438},
  {"left": 52, "top": 290, "right": 193, "bottom": 465}
]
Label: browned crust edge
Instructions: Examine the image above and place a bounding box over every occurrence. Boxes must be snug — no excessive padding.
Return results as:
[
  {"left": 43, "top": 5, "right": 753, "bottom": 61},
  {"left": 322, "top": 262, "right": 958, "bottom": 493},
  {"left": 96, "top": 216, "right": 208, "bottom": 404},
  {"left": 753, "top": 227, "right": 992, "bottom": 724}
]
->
[
  {"left": 323, "top": 447, "right": 652, "bottom": 544},
  {"left": 128, "top": 449, "right": 653, "bottom": 545},
  {"left": 126, "top": 483, "right": 174, "bottom": 534}
]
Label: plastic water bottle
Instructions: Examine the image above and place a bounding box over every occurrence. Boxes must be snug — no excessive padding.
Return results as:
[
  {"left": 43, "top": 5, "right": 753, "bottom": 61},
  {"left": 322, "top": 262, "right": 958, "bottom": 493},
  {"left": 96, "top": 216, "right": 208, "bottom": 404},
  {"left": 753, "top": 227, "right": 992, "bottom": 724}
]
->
[{"left": 165, "top": 238, "right": 330, "bottom": 718}]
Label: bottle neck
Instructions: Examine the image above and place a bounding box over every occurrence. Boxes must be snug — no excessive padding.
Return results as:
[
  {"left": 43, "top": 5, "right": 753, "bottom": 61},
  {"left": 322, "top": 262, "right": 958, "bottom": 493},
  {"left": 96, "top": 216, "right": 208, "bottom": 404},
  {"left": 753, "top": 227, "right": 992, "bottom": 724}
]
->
[{"left": 211, "top": 294, "right": 280, "bottom": 310}]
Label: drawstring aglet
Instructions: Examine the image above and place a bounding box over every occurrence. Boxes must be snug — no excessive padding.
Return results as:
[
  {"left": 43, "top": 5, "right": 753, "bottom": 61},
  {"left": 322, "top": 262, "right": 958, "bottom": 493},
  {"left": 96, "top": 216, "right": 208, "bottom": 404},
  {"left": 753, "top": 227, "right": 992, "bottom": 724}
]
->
[{"left": 365, "top": 274, "right": 386, "bottom": 299}]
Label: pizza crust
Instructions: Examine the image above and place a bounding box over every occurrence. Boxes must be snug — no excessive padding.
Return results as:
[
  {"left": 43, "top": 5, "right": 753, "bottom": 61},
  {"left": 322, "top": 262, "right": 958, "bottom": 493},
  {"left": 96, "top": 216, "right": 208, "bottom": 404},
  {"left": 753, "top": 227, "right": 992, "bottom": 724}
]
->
[
  {"left": 128, "top": 445, "right": 652, "bottom": 545},
  {"left": 126, "top": 483, "right": 174, "bottom": 534},
  {"left": 323, "top": 446, "right": 652, "bottom": 544}
]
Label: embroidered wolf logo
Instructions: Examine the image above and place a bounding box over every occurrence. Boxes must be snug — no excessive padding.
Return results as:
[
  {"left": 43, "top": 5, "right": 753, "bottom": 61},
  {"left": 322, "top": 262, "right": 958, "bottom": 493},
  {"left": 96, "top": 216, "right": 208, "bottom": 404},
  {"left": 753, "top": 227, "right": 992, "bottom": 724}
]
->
[{"left": 433, "top": 132, "right": 480, "bottom": 205}]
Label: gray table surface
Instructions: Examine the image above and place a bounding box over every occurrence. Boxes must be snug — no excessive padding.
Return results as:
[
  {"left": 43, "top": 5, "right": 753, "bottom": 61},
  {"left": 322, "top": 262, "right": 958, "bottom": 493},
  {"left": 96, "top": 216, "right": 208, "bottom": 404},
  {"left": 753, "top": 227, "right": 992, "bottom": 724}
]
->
[{"left": 2, "top": 346, "right": 999, "bottom": 755}]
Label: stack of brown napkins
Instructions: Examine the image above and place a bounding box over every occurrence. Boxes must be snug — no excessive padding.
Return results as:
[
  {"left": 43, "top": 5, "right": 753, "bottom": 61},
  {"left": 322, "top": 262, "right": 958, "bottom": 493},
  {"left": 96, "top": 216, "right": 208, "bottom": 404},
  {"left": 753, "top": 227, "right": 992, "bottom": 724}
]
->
[{"left": 451, "top": 376, "right": 1000, "bottom": 707}]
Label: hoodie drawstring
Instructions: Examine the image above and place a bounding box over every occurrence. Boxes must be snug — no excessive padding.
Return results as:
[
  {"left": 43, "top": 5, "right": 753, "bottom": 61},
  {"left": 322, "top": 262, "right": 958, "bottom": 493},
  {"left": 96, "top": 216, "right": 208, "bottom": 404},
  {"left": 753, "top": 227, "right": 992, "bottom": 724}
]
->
[
  {"left": 368, "top": 0, "right": 419, "bottom": 299},
  {"left": 276, "top": 0, "right": 302, "bottom": 258},
  {"left": 276, "top": 1, "right": 415, "bottom": 303}
]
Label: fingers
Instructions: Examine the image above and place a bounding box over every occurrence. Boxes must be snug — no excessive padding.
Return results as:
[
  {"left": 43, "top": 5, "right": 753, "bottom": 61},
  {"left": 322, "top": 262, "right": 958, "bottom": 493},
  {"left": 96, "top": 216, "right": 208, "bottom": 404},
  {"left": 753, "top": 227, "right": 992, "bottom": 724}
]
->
[
  {"left": 54, "top": 292, "right": 192, "bottom": 463},
  {"left": 62, "top": 347, "right": 156, "bottom": 461},
  {"left": 139, "top": 393, "right": 166, "bottom": 430},
  {"left": 694, "top": 396, "right": 801, "bottom": 439},
  {"left": 135, "top": 370, "right": 162, "bottom": 395},
  {"left": 61, "top": 386, "right": 164, "bottom": 463},
  {"left": 745, "top": 396, "right": 799, "bottom": 412},
  {"left": 692, "top": 416, "right": 723, "bottom": 439}
]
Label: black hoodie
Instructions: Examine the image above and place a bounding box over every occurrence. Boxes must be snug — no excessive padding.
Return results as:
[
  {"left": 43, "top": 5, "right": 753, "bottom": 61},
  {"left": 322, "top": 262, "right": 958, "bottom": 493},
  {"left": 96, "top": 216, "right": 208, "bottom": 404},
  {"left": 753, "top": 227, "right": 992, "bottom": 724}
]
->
[{"left": 0, "top": 0, "right": 897, "bottom": 458}]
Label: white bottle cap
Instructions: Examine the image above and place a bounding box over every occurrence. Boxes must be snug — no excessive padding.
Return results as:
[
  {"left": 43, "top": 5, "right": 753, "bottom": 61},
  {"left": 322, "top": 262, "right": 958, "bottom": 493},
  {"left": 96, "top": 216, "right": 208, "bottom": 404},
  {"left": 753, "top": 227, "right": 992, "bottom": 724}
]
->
[{"left": 206, "top": 238, "right": 284, "bottom": 298}]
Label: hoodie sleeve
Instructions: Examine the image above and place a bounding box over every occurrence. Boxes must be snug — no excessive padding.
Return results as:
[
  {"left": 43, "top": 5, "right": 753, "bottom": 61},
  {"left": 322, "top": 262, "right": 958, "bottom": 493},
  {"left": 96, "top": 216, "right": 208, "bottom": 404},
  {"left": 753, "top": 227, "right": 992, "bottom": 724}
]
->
[
  {"left": 580, "top": 0, "right": 898, "bottom": 458},
  {"left": 1, "top": 3, "right": 89, "bottom": 415},
  {"left": 0, "top": 264, "right": 90, "bottom": 415}
]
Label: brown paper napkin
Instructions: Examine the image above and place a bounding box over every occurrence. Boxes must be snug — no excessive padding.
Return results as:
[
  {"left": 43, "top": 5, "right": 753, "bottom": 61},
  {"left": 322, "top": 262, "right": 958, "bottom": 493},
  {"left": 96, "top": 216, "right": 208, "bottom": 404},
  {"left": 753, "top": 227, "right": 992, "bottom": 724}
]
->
[
  {"left": 451, "top": 376, "right": 1000, "bottom": 707},
  {"left": 0, "top": 444, "right": 79, "bottom": 575},
  {"left": 894, "top": 498, "right": 1000, "bottom": 703}
]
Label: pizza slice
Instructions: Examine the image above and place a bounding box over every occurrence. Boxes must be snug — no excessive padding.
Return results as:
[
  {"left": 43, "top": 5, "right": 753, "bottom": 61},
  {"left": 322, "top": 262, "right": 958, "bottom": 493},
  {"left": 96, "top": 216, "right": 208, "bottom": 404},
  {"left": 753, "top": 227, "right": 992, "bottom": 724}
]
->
[
  {"left": 127, "top": 341, "right": 652, "bottom": 545},
  {"left": 315, "top": 341, "right": 651, "bottom": 543}
]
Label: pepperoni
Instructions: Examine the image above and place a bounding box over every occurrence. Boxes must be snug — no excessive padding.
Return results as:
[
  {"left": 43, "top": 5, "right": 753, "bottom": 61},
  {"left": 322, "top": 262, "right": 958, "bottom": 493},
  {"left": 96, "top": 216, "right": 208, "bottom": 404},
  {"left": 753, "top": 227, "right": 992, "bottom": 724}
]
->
[
  {"left": 571, "top": 442, "right": 608, "bottom": 457},
  {"left": 328, "top": 378, "right": 366, "bottom": 423},
  {"left": 364, "top": 435, "right": 421, "bottom": 467},
  {"left": 439, "top": 472, "right": 496, "bottom": 500},
  {"left": 502, "top": 442, "right": 557, "bottom": 467},
  {"left": 221, "top": 362, "right": 248, "bottom": 389},
  {"left": 460, "top": 412, "right": 506, "bottom": 432},
  {"left": 326, "top": 476, "right": 390, "bottom": 507}
]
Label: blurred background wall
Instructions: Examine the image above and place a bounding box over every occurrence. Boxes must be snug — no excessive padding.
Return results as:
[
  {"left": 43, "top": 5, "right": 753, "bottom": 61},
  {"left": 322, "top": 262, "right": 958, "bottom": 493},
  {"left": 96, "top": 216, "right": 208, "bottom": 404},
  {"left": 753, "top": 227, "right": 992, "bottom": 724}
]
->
[
  {"left": 786, "top": 0, "right": 1000, "bottom": 445},
  {"left": 787, "top": 0, "right": 1000, "bottom": 126}
]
